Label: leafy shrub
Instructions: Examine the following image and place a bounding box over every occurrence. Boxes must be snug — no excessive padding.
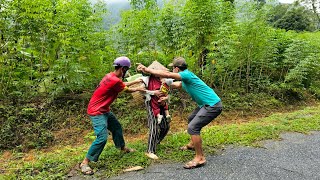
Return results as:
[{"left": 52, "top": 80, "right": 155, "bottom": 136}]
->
[
  {"left": 0, "top": 95, "right": 90, "bottom": 151},
  {"left": 221, "top": 92, "right": 283, "bottom": 112}
]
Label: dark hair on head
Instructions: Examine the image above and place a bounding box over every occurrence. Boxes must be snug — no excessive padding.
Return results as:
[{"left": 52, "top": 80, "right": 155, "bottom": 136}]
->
[
  {"left": 177, "top": 65, "right": 187, "bottom": 71},
  {"left": 173, "top": 57, "right": 188, "bottom": 71},
  {"left": 115, "top": 66, "right": 129, "bottom": 70}
]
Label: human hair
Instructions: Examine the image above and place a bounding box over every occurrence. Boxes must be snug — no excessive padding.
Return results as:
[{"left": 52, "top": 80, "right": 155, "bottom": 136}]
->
[
  {"left": 173, "top": 57, "right": 188, "bottom": 71},
  {"left": 115, "top": 66, "right": 129, "bottom": 70}
]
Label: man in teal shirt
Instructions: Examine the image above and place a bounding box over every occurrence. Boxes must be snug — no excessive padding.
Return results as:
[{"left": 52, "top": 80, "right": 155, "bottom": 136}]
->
[{"left": 137, "top": 57, "right": 222, "bottom": 169}]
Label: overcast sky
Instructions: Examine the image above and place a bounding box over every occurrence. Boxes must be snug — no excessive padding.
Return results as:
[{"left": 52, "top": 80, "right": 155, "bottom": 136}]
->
[
  {"left": 104, "top": 0, "right": 295, "bottom": 5},
  {"left": 105, "top": 0, "right": 129, "bottom": 4},
  {"left": 278, "top": 0, "right": 294, "bottom": 3}
]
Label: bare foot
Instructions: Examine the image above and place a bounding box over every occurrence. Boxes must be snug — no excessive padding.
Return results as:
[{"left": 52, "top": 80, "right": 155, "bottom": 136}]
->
[{"left": 179, "top": 144, "right": 195, "bottom": 151}]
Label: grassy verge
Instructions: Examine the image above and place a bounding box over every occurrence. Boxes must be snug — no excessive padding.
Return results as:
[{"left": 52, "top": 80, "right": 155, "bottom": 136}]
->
[{"left": 1, "top": 103, "right": 319, "bottom": 179}]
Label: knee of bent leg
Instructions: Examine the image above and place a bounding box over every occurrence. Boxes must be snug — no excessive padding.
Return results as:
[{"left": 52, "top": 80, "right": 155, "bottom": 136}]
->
[
  {"left": 187, "top": 124, "right": 200, "bottom": 135},
  {"left": 96, "top": 129, "right": 108, "bottom": 144}
]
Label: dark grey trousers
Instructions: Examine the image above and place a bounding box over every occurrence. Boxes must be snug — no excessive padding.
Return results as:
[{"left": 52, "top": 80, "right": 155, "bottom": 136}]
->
[{"left": 187, "top": 101, "right": 222, "bottom": 135}]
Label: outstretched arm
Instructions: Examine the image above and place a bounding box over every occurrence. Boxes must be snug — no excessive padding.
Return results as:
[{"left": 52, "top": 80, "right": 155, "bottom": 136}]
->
[
  {"left": 137, "top": 64, "right": 182, "bottom": 80},
  {"left": 124, "top": 78, "right": 143, "bottom": 87},
  {"left": 123, "top": 86, "right": 145, "bottom": 93}
]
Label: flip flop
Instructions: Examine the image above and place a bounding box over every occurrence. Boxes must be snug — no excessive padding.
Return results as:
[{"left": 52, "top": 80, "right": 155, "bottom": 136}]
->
[
  {"left": 183, "top": 160, "right": 206, "bottom": 169},
  {"left": 121, "top": 147, "right": 136, "bottom": 153},
  {"left": 179, "top": 145, "right": 195, "bottom": 151},
  {"left": 79, "top": 164, "right": 94, "bottom": 175}
]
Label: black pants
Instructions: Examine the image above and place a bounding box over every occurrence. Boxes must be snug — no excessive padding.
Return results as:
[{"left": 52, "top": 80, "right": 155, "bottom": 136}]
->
[{"left": 145, "top": 100, "right": 170, "bottom": 153}]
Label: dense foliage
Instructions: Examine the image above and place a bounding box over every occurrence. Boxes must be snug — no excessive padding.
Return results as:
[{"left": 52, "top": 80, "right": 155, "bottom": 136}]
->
[
  {"left": 267, "top": 3, "right": 318, "bottom": 31},
  {"left": 0, "top": 0, "right": 319, "bottom": 150}
]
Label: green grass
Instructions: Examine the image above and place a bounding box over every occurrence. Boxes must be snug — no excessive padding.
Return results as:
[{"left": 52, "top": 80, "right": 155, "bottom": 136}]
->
[{"left": 1, "top": 104, "right": 320, "bottom": 179}]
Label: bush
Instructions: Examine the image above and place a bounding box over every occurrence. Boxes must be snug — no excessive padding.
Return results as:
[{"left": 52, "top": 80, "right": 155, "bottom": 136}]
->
[{"left": 0, "top": 95, "right": 90, "bottom": 151}]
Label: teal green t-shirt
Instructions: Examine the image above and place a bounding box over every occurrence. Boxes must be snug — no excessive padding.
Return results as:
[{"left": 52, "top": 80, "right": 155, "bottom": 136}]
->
[{"left": 179, "top": 70, "right": 220, "bottom": 107}]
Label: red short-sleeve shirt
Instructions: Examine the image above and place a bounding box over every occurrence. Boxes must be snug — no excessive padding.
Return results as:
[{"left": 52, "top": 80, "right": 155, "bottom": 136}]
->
[{"left": 87, "top": 72, "right": 126, "bottom": 116}]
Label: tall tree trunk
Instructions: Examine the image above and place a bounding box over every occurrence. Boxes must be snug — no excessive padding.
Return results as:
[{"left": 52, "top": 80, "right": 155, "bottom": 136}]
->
[
  {"left": 197, "top": 35, "right": 207, "bottom": 75},
  {"left": 246, "top": 48, "right": 251, "bottom": 93},
  {"left": 311, "top": 0, "right": 320, "bottom": 26},
  {"left": 238, "top": 61, "right": 243, "bottom": 87}
]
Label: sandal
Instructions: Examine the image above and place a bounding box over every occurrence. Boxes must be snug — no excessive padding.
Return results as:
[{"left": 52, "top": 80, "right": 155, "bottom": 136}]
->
[
  {"left": 121, "top": 147, "right": 136, "bottom": 153},
  {"left": 183, "top": 160, "right": 206, "bottom": 169},
  {"left": 179, "top": 145, "right": 195, "bottom": 151},
  {"left": 79, "top": 164, "right": 94, "bottom": 175}
]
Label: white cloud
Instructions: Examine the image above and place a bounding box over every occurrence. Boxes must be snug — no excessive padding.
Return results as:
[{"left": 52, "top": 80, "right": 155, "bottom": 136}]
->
[
  {"left": 105, "top": 0, "right": 129, "bottom": 4},
  {"left": 278, "top": 0, "right": 295, "bottom": 3}
]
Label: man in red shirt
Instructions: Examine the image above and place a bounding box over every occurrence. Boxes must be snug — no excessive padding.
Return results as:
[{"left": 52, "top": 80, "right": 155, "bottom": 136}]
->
[{"left": 80, "top": 57, "right": 144, "bottom": 175}]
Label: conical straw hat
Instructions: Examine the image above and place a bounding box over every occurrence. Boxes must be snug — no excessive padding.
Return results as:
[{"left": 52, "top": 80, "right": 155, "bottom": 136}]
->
[{"left": 147, "top": 61, "right": 168, "bottom": 71}]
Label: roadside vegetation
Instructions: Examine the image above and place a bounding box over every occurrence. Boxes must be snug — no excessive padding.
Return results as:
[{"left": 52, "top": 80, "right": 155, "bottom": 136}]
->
[{"left": 1, "top": 103, "right": 319, "bottom": 179}]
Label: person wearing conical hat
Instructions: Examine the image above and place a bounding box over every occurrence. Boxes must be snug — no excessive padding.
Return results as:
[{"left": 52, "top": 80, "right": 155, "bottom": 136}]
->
[
  {"left": 147, "top": 61, "right": 172, "bottom": 124},
  {"left": 141, "top": 61, "right": 173, "bottom": 160}
]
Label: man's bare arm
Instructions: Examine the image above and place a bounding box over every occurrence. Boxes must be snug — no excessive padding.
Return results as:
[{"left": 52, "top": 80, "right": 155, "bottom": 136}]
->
[
  {"left": 170, "top": 81, "right": 182, "bottom": 89},
  {"left": 124, "top": 78, "right": 142, "bottom": 87},
  {"left": 123, "top": 86, "right": 145, "bottom": 93},
  {"left": 137, "top": 64, "right": 182, "bottom": 80}
]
